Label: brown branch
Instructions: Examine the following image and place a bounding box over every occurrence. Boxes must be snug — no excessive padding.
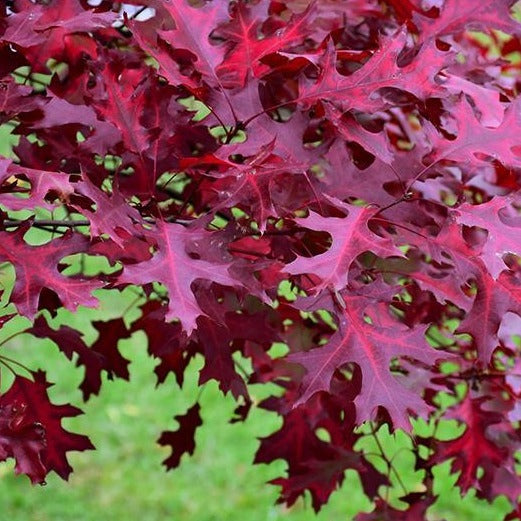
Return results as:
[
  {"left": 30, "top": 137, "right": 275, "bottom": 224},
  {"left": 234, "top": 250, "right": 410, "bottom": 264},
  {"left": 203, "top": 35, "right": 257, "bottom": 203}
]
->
[
  {"left": 1, "top": 216, "right": 194, "bottom": 230},
  {"left": 2, "top": 219, "right": 91, "bottom": 229},
  {"left": 11, "top": 71, "right": 49, "bottom": 88}
]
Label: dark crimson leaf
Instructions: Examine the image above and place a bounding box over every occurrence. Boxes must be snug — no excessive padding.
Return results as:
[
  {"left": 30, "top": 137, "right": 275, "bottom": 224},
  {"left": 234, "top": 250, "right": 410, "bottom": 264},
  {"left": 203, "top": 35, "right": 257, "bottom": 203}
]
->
[
  {"left": 355, "top": 495, "right": 438, "bottom": 521},
  {"left": 430, "top": 395, "right": 520, "bottom": 497},
  {"left": 0, "top": 371, "right": 93, "bottom": 482},
  {"left": 255, "top": 394, "right": 388, "bottom": 512},
  {"left": 158, "top": 403, "right": 203, "bottom": 470},
  {"left": 0, "top": 396, "right": 47, "bottom": 484},
  {"left": 196, "top": 315, "right": 248, "bottom": 400},
  {"left": 30, "top": 316, "right": 131, "bottom": 400},
  {"left": 130, "top": 300, "right": 191, "bottom": 386}
]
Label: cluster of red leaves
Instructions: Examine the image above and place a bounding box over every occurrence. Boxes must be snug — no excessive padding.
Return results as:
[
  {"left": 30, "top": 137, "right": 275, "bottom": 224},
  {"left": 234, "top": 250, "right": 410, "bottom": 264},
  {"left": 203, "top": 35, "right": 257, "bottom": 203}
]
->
[{"left": 1, "top": 0, "right": 521, "bottom": 517}]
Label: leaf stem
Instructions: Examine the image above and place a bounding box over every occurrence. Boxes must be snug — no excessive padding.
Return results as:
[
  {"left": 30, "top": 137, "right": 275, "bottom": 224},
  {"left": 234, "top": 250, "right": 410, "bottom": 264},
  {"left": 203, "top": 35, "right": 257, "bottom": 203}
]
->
[{"left": 0, "top": 354, "right": 33, "bottom": 375}]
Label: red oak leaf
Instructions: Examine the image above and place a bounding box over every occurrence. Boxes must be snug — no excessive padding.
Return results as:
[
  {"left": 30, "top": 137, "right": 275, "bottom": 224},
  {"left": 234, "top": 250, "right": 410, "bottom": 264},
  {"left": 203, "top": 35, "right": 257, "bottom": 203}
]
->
[
  {"left": 0, "top": 226, "right": 101, "bottom": 318},
  {"left": 215, "top": 2, "right": 312, "bottom": 87},
  {"left": 196, "top": 315, "right": 248, "bottom": 400},
  {"left": 30, "top": 316, "right": 132, "bottom": 400},
  {"left": 154, "top": 0, "right": 229, "bottom": 88},
  {"left": 0, "top": 398, "right": 47, "bottom": 484},
  {"left": 454, "top": 197, "right": 521, "bottom": 279},
  {"left": 158, "top": 403, "right": 203, "bottom": 470},
  {"left": 430, "top": 395, "right": 514, "bottom": 495},
  {"left": 0, "top": 160, "right": 74, "bottom": 212},
  {"left": 130, "top": 300, "right": 191, "bottom": 386},
  {"left": 296, "top": 31, "right": 447, "bottom": 111},
  {"left": 0, "top": 371, "right": 93, "bottom": 482},
  {"left": 71, "top": 179, "right": 145, "bottom": 245},
  {"left": 425, "top": 98, "right": 521, "bottom": 173},
  {"left": 92, "top": 61, "right": 155, "bottom": 155},
  {"left": 288, "top": 291, "right": 437, "bottom": 430},
  {"left": 413, "top": 0, "right": 521, "bottom": 44},
  {"left": 119, "top": 221, "right": 236, "bottom": 333},
  {"left": 4, "top": 0, "right": 116, "bottom": 70},
  {"left": 285, "top": 199, "right": 401, "bottom": 292}
]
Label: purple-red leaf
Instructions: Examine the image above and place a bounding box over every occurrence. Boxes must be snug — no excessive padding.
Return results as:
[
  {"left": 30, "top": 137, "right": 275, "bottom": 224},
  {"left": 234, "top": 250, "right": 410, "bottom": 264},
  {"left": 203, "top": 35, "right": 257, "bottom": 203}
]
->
[
  {"left": 0, "top": 371, "right": 93, "bottom": 483},
  {"left": 158, "top": 403, "right": 203, "bottom": 470}
]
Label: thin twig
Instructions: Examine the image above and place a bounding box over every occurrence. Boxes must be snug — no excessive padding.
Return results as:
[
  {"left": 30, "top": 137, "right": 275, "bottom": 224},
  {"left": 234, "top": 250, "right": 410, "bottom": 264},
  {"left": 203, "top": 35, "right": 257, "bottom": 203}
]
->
[
  {"left": 1, "top": 217, "right": 194, "bottom": 230},
  {"left": 3, "top": 219, "right": 90, "bottom": 229}
]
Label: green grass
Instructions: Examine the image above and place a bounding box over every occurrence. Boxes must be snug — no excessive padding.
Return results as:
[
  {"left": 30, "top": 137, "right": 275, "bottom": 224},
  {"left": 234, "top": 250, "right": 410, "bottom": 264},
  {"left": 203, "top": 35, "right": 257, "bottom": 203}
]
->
[
  {"left": 0, "top": 287, "right": 513, "bottom": 520},
  {"left": 0, "top": 124, "right": 19, "bottom": 158}
]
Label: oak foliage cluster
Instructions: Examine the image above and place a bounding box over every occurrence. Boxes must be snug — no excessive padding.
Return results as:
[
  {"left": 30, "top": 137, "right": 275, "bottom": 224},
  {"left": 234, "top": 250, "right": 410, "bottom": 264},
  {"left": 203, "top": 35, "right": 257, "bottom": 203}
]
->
[{"left": 1, "top": 1, "right": 521, "bottom": 518}]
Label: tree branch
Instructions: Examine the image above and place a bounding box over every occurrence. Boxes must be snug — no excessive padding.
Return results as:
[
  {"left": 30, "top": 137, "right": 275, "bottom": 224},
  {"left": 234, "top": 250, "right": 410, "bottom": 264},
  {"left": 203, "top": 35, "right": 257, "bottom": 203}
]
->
[{"left": 2, "top": 219, "right": 91, "bottom": 229}]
